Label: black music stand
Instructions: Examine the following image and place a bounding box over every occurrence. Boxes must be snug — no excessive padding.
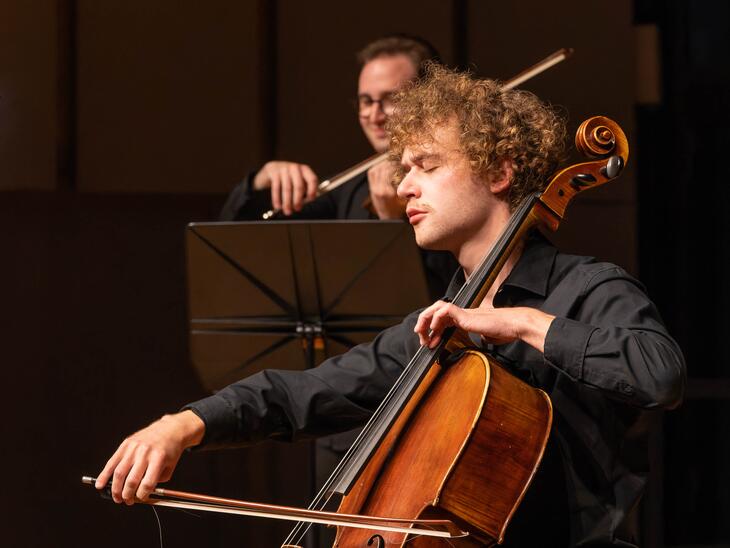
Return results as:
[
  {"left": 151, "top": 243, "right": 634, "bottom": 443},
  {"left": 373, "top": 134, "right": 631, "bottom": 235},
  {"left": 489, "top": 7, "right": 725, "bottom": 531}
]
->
[{"left": 186, "top": 220, "right": 432, "bottom": 393}]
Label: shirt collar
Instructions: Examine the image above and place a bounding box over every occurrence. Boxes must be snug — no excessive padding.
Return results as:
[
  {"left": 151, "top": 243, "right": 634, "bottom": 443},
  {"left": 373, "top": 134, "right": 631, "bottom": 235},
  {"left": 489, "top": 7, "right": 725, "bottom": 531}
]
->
[
  {"left": 500, "top": 231, "right": 557, "bottom": 298},
  {"left": 444, "top": 231, "right": 557, "bottom": 300}
]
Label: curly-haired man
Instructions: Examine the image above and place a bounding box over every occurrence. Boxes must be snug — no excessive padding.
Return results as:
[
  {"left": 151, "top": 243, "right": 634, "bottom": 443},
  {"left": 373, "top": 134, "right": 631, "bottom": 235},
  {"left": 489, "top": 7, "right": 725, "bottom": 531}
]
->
[{"left": 96, "top": 66, "right": 685, "bottom": 547}]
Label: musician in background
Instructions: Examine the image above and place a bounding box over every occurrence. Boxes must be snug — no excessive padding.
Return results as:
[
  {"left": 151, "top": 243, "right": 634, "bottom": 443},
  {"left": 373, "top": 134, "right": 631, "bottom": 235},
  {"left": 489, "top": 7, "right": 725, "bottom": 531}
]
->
[
  {"left": 96, "top": 65, "right": 685, "bottom": 546},
  {"left": 222, "top": 33, "right": 458, "bottom": 303},
  {"left": 219, "top": 34, "right": 437, "bottom": 222}
]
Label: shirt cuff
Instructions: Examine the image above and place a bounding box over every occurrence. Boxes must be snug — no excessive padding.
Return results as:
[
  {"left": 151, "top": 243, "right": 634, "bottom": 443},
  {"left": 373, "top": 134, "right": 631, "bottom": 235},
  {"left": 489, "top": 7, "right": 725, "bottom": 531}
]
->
[
  {"left": 543, "top": 317, "right": 596, "bottom": 380},
  {"left": 182, "top": 394, "right": 239, "bottom": 448}
]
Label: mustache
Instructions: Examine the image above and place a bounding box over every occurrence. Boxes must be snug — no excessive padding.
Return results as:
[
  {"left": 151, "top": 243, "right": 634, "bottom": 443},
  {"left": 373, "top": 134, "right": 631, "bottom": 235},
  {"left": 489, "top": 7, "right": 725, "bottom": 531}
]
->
[{"left": 407, "top": 203, "right": 433, "bottom": 212}]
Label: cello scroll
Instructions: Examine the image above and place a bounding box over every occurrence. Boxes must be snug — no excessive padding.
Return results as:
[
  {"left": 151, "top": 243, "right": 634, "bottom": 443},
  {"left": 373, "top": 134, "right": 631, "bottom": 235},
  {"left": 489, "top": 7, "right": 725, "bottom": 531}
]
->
[{"left": 535, "top": 116, "right": 629, "bottom": 230}]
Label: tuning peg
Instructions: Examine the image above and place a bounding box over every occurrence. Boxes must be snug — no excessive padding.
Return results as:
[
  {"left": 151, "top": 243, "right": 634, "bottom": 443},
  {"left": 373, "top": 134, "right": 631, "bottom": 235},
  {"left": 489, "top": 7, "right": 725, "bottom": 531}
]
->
[
  {"left": 570, "top": 173, "right": 596, "bottom": 190},
  {"left": 600, "top": 155, "right": 624, "bottom": 179}
]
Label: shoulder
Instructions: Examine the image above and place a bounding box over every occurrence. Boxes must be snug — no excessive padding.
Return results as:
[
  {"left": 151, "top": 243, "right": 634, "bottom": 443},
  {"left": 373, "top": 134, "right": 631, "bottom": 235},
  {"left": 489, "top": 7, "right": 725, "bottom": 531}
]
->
[{"left": 551, "top": 251, "right": 645, "bottom": 296}]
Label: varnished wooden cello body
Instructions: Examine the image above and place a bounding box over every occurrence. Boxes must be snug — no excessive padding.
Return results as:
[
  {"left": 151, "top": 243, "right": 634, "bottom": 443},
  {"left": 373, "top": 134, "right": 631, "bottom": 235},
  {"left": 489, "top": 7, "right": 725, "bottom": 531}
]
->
[{"left": 331, "top": 350, "right": 552, "bottom": 547}]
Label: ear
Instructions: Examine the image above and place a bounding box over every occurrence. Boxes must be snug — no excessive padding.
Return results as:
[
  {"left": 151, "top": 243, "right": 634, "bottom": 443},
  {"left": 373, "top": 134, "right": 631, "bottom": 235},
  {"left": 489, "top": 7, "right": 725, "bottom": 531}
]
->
[{"left": 489, "top": 159, "right": 514, "bottom": 195}]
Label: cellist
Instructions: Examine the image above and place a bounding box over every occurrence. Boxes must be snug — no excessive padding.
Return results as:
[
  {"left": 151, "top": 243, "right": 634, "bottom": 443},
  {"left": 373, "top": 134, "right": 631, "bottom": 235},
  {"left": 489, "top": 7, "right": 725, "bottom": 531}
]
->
[{"left": 95, "top": 64, "right": 685, "bottom": 546}]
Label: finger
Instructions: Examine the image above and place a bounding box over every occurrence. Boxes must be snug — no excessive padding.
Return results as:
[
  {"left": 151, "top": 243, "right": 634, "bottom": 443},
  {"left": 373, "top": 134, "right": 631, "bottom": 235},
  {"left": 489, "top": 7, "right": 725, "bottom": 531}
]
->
[
  {"left": 110, "top": 450, "right": 136, "bottom": 504},
  {"left": 136, "top": 455, "right": 165, "bottom": 501},
  {"left": 376, "top": 168, "right": 392, "bottom": 191},
  {"left": 414, "top": 311, "right": 426, "bottom": 334},
  {"left": 159, "top": 463, "right": 175, "bottom": 483},
  {"left": 270, "top": 173, "right": 282, "bottom": 211},
  {"left": 374, "top": 163, "right": 394, "bottom": 185},
  {"left": 96, "top": 443, "right": 125, "bottom": 489},
  {"left": 290, "top": 165, "right": 305, "bottom": 211},
  {"left": 414, "top": 311, "right": 433, "bottom": 346},
  {"left": 429, "top": 304, "right": 456, "bottom": 334},
  {"left": 301, "top": 165, "right": 319, "bottom": 201},
  {"left": 368, "top": 167, "right": 385, "bottom": 194},
  {"left": 414, "top": 301, "right": 447, "bottom": 339},
  {"left": 428, "top": 333, "right": 442, "bottom": 349},
  {"left": 280, "top": 171, "right": 293, "bottom": 216},
  {"left": 121, "top": 454, "right": 149, "bottom": 505}
]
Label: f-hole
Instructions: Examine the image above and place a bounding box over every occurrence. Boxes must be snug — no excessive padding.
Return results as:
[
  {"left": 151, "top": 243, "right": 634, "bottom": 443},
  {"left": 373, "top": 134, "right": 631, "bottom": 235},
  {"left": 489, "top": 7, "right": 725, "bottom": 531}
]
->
[{"left": 367, "top": 534, "right": 385, "bottom": 547}]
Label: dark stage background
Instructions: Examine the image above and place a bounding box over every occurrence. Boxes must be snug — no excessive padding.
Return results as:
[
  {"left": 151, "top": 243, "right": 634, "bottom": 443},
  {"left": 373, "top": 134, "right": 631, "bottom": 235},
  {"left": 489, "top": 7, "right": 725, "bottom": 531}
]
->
[{"left": 0, "top": 1, "right": 727, "bottom": 546}]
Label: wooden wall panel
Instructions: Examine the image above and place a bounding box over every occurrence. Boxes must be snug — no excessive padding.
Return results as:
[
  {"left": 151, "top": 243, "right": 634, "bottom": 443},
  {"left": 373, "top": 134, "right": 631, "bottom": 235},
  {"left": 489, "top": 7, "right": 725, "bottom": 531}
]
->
[
  {"left": 467, "top": 0, "right": 637, "bottom": 273},
  {"left": 0, "top": 1, "right": 57, "bottom": 190},
  {"left": 274, "top": 0, "right": 457, "bottom": 177},
  {"left": 0, "top": 191, "right": 311, "bottom": 547},
  {"left": 76, "top": 1, "right": 265, "bottom": 193}
]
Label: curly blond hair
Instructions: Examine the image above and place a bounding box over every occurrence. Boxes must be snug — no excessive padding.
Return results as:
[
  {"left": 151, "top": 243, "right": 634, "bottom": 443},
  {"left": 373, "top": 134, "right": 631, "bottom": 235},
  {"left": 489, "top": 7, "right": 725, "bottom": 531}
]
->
[{"left": 387, "top": 63, "right": 566, "bottom": 210}]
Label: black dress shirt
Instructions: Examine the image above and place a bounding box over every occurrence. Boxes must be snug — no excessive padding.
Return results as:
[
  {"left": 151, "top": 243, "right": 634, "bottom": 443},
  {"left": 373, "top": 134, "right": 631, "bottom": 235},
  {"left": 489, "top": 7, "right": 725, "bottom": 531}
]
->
[
  {"left": 219, "top": 170, "right": 375, "bottom": 222},
  {"left": 187, "top": 232, "right": 685, "bottom": 547}
]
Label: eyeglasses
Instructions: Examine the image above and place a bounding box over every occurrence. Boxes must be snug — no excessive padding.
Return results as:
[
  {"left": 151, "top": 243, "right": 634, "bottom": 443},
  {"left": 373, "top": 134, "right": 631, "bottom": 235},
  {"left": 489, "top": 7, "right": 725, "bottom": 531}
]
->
[{"left": 356, "top": 93, "right": 395, "bottom": 115}]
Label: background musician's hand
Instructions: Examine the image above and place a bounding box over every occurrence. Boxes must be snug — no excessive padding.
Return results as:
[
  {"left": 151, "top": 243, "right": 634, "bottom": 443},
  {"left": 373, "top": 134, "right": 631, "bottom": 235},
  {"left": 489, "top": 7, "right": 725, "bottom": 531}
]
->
[
  {"left": 95, "top": 410, "right": 205, "bottom": 505},
  {"left": 414, "top": 301, "right": 555, "bottom": 353},
  {"left": 253, "top": 161, "right": 319, "bottom": 216},
  {"left": 367, "top": 161, "right": 406, "bottom": 219}
]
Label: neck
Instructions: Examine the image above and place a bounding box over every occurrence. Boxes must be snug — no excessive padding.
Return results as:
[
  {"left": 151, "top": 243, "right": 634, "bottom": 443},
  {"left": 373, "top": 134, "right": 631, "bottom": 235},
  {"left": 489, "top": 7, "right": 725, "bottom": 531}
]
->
[
  {"left": 457, "top": 203, "right": 513, "bottom": 277},
  {"left": 455, "top": 203, "right": 526, "bottom": 308},
  {"left": 481, "top": 241, "right": 524, "bottom": 307}
]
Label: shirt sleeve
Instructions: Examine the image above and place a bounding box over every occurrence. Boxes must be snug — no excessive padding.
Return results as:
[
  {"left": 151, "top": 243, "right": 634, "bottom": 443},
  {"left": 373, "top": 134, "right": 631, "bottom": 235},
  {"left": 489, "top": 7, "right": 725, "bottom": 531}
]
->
[
  {"left": 543, "top": 266, "right": 686, "bottom": 409},
  {"left": 218, "top": 169, "right": 345, "bottom": 222},
  {"left": 218, "top": 170, "right": 277, "bottom": 221},
  {"left": 185, "top": 311, "right": 422, "bottom": 449},
  {"left": 291, "top": 191, "right": 339, "bottom": 219}
]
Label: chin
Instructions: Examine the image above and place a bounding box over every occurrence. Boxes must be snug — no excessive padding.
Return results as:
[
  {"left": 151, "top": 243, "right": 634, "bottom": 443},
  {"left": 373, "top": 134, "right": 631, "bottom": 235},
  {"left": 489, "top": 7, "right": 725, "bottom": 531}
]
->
[
  {"left": 414, "top": 232, "right": 445, "bottom": 251},
  {"left": 370, "top": 138, "right": 389, "bottom": 153},
  {"left": 363, "top": 130, "right": 387, "bottom": 151}
]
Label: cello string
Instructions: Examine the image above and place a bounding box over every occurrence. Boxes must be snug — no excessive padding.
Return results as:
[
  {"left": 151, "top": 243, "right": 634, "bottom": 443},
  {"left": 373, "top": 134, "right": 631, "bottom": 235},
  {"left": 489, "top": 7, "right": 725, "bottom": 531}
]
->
[
  {"left": 298, "top": 344, "right": 433, "bottom": 500},
  {"left": 283, "top": 491, "right": 336, "bottom": 546},
  {"left": 290, "top": 345, "right": 434, "bottom": 511}
]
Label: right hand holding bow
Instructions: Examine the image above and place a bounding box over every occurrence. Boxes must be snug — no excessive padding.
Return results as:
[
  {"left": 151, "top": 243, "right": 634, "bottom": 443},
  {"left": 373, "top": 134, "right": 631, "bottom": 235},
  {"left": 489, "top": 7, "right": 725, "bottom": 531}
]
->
[
  {"left": 95, "top": 410, "right": 205, "bottom": 505},
  {"left": 253, "top": 161, "right": 320, "bottom": 216}
]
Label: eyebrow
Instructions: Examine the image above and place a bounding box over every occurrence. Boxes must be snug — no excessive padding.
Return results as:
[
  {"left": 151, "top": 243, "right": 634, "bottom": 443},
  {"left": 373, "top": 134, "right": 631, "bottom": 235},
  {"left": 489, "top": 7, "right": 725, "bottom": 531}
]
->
[
  {"left": 358, "top": 91, "right": 396, "bottom": 99},
  {"left": 403, "top": 152, "right": 442, "bottom": 166}
]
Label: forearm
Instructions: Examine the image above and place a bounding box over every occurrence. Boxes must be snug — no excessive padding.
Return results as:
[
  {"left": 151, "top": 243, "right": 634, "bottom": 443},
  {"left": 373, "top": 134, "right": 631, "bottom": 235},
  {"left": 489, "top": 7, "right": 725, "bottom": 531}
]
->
[
  {"left": 513, "top": 307, "right": 555, "bottom": 354},
  {"left": 168, "top": 410, "right": 206, "bottom": 448},
  {"left": 545, "top": 318, "right": 686, "bottom": 408},
  {"left": 187, "top": 315, "right": 421, "bottom": 448}
]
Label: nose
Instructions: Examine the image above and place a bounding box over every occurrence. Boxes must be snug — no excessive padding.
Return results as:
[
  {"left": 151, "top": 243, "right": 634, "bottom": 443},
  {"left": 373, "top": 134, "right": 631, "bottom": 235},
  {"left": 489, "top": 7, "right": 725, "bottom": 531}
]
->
[
  {"left": 397, "top": 170, "right": 420, "bottom": 200},
  {"left": 368, "top": 102, "right": 387, "bottom": 124}
]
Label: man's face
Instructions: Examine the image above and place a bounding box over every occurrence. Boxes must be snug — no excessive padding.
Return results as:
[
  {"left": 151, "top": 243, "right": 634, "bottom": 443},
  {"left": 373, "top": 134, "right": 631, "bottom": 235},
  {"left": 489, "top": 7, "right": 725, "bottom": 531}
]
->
[
  {"left": 397, "top": 122, "right": 497, "bottom": 253},
  {"left": 358, "top": 54, "right": 418, "bottom": 152}
]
